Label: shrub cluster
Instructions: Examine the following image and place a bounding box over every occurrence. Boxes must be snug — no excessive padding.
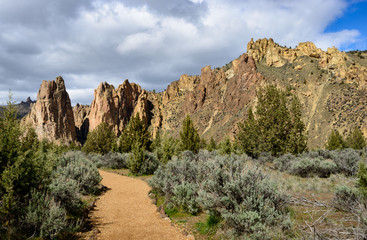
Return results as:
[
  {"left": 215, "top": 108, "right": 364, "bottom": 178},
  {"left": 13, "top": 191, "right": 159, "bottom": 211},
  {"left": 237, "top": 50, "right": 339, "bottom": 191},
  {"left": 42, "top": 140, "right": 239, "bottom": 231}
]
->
[
  {"left": 0, "top": 94, "right": 102, "bottom": 239},
  {"left": 24, "top": 151, "right": 102, "bottom": 238},
  {"left": 274, "top": 149, "right": 362, "bottom": 178},
  {"left": 149, "top": 150, "right": 290, "bottom": 239},
  {"left": 87, "top": 152, "right": 130, "bottom": 169}
]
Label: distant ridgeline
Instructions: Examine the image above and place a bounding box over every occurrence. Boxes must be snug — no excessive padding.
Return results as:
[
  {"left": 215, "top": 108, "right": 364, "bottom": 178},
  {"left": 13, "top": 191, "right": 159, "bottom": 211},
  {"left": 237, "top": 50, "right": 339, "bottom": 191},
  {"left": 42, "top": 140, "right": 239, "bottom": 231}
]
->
[
  {"left": 0, "top": 97, "right": 35, "bottom": 119},
  {"left": 20, "top": 38, "right": 367, "bottom": 149}
]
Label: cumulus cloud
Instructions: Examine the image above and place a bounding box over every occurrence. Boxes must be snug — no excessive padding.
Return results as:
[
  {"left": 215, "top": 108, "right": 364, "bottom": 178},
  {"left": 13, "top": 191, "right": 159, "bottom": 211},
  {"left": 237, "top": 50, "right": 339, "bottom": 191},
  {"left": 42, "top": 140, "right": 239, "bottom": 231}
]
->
[{"left": 0, "top": 0, "right": 362, "bottom": 105}]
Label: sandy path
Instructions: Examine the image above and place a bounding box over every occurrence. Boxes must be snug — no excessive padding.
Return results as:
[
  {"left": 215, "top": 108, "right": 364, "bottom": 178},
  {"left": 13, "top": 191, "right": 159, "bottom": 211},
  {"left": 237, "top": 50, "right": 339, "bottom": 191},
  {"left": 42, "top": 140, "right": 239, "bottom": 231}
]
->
[{"left": 91, "top": 170, "right": 188, "bottom": 240}]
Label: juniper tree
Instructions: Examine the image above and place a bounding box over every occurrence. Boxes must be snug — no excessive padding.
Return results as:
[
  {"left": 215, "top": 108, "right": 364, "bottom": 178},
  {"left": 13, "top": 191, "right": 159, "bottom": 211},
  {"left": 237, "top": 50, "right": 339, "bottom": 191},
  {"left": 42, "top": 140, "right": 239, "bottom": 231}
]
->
[
  {"left": 180, "top": 115, "right": 200, "bottom": 153},
  {"left": 325, "top": 129, "right": 346, "bottom": 150},
  {"left": 82, "top": 122, "right": 116, "bottom": 154},
  {"left": 237, "top": 85, "right": 307, "bottom": 157},
  {"left": 118, "top": 113, "right": 151, "bottom": 153},
  {"left": 346, "top": 127, "right": 366, "bottom": 150},
  {"left": 207, "top": 137, "right": 217, "bottom": 152}
]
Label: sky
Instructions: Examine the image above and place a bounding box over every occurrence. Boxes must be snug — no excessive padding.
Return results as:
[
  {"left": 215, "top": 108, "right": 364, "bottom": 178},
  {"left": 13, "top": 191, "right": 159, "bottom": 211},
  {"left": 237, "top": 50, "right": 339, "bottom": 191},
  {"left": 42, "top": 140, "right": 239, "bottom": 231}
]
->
[{"left": 0, "top": 0, "right": 366, "bottom": 105}]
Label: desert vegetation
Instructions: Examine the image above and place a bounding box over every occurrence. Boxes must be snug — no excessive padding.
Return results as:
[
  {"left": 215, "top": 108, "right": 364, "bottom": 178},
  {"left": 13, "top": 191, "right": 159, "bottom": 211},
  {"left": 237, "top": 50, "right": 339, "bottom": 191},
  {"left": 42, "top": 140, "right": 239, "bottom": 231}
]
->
[
  {"left": 0, "top": 95, "right": 102, "bottom": 239},
  {"left": 2, "top": 83, "right": 367, "bottom": 239}
]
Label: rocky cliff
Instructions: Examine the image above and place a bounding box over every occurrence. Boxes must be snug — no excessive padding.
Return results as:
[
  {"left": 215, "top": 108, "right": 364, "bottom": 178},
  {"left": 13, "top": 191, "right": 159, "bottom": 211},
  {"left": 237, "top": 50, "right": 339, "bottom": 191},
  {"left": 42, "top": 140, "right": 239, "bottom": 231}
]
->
[
  {"left": 25, "top": 39, "right": 367, "bottom": 148},
  {"left": 148, "top": 54, "right": 265, "bottom": 141},
  {"left": 23, "top": 76, "right": 77, "bottom": 145},
  {"left": 88, "top": 79, "right": 149, "bottom": 135},
  {"left": 248, "top": 38, "right": 367, "bottom": 147},
  {"left": 73, "top": 104, "right": 90, "bottom": 144}
]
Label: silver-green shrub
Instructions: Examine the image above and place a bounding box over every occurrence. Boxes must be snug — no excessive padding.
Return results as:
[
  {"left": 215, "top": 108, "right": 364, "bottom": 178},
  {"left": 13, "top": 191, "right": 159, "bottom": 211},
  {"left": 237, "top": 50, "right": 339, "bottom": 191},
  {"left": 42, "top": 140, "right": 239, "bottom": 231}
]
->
[
  {"left": 149, "top": 151, "right": 200, "bottom": 213},
  {"left": 289, "top": 157, "right": 337, "bottom": 178},
  {"left": 333, "top": 185, "right": 367, "bottom": 236},
  {"left": 86, "top": 152, "right": 103, "bottom": 167},
  {"left": 138, "top": 151, "right": 160, "bottom": 175},
  {"left": 48, "top": 174, "right": 83, "bottom": 213},
  {"left": 100, "top": 152, "right": 129, "bottom": 169},
  {"left": 331, "top": 148, "right": 361, "bottom": 176},
  {"left": 56, "top": 151, "right": 102, "bottom": 194},
  {"left": 23, "top": 190, "right": 67, "bottom": 239},
  {"left": 149, "top": 151, "right": 290, "bottom": 238},
  {"left": 274, "top": 153, "right": 295, "bottom": 171},
  {"left": 198, "top": 155, "right": 289, "bottom": 238}
]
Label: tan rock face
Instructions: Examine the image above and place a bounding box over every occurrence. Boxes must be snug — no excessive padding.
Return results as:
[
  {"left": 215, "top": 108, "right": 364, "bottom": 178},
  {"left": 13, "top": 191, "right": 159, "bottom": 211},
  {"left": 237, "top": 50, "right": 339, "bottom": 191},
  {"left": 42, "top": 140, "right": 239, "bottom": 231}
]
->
[
  {"left": 151, "top": 53, "right": 264, "bottom": 140},
  {"left": 23, "top": 76, "right": 76, "bottom": 145},
  {"left": 247, "top": 38, "right": 349, "bottom": 79},
  {"left": 88, "top": 79, "right": 149, "bottom": 135},
  {"left": 346, "top": 63, "right": 367, "bottom": 90},
  {"left": 23, "top": 38, "right": 367, "bottom": 148},
  {"left": 73, "top": 104, "right": 90, "bottom": 144}
]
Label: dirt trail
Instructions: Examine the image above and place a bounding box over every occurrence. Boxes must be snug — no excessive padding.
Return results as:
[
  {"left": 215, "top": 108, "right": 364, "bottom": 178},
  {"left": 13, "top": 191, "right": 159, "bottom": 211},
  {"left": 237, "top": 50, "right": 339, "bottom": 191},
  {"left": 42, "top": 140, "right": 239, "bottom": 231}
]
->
[{"left": 91, "top": 170, "right": 187, "bottom": 240}]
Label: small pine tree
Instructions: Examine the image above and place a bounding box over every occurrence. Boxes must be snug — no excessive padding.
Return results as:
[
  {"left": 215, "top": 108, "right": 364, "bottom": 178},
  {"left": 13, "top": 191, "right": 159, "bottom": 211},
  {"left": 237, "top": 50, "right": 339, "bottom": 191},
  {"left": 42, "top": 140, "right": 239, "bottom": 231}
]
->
[
  {"left": 0, "top": 92, "right": 21, "bottom": 173},
  {"left": 218, "top": 138, "right": 232, "bottom": 155},
  {"left": 325, "top": 130, "right": 346, "bottom": 150},
  {"left": 118, "top": 113, "right": 151, "bottom": 153},
  {"left": 346, "top": 127, "right": 366, "bottom": 150},
  {"left": 180, "top": 115, "right": 200, "bottom": 153},
  {"left": 82, "top": 122, "right": 116, "bottom": 154},
  {"left": 237, "top": 109, "right": 260, "bottom": 157},
  {"left": 207, "top": 137, "right": 217, "bottom": 152},
  {"left": 128, "top": 142, "right": 145, "bottom": 175},
  {"left": 155, "top": 132, "right": 179, "bottom": 165}
]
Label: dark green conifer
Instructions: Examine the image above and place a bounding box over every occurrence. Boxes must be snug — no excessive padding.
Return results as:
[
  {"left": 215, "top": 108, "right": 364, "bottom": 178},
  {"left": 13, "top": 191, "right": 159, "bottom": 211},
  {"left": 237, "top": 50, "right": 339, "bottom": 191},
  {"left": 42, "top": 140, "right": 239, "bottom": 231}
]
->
[
  {"left": 118, "top": 113, "right": 151, "bottom": 153},
  {"left": 82, "top": 122, "right": 115, "bottom": 154},
  {"left": 325, "top": 130, "right": 346, "bottom": 150},
  {"left": 207, "top": 137, "right": 217, "bottom": 152},
  {"left": 346, "top": 127, "right": 366, "bottom": 150},
  {"left": 180, "top": 115, "right": 200, "bottom": 153},
  {"left": 237, "top": 85, "right": 307, "bottom": 157}
]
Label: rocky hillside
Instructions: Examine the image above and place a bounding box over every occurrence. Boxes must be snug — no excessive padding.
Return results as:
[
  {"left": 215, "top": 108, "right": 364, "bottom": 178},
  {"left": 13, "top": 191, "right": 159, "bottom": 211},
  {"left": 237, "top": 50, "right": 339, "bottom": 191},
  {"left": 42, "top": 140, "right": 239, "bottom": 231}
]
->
[
  {"left": 0, "top": 97, "right": 35, "bottom": 119},
  {"left": 26, "top": 38, "right": 367, "bottom": 149}
]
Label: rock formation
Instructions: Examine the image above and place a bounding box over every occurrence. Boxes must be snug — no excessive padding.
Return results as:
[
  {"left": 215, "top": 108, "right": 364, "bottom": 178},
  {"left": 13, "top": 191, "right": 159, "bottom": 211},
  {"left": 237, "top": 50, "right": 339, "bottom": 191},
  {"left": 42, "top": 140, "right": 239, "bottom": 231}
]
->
[
  {"left": 73, "top": 104, "right": 90, "bottom": 144},
  {"left": 24, "top": 38, "right": 367, "bottom": 148},
  {"left": 151, "top": 53, "right": 265, "bottom": 140},
  {"left": 88, "top": 79, "right": 149, "bottom": 135},
  {"left": 23, "top": 76, "right": 77, "bottom": 145}
]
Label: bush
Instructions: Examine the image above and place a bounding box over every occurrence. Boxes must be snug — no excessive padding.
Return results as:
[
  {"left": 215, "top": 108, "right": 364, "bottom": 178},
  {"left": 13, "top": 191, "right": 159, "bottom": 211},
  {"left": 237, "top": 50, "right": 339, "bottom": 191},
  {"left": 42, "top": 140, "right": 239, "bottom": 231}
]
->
[
  {"left": 331, "top": 148, "right": 361, "bottom": 176},
  {"left": 48, "top": 175, "right": 83, "bottom": 214},
  {"left": 128, "top": 144, "right": 160, "bottom": 176},
  {"left": 289, "top": 157, "right": 337, "bottom": 178},
  {"left": 274, "top": 153, "right": 295, "bottom": 171},
  {"left": 149, "top": 151, "right": 200, "bottom": 214},
  {"left": 333, "top": 185, "right": 361, "bottom": 212},
  {"left": 346, "top": 127, "right": 366, "bottom": 150},
  {"left": 100, "top": 152, "right": 129, "bottom": 169},
  {"left": 82, "top": 122, "right": 116, "bottom": 154},
  {"left": 23, "top": 190, "right": 67, "bottom": 239},
  {"left": 56, "top": 151, "right": 102, "bottom": 194},
  {"left": 325, "top": 130, "right": 346, "bottom": 150},
  {"left": 217, "top": 138, "right": 232, "bottom": 155},
  {"left": 149, "top": 151, "right": 290, "bottom": 238},
  {"left": 357, "top": 162, "right": 367, "bottom": 197},
  {"left": 139, "top": 152, "right": 160, "bottom": 176},
  {"left": 198, "top": 156, "right": 290, "bottom": 238},
  {"left": 289, "top": 157, "right": 320, "bottom": 177},
  {"left": 206, "top": 137, "right": 217, "bottom": 152},
  {"left": 155, "top": 132, "right": 180, "bottom": 165},
  {"left": 257, "top": 151, "right": 274, "bottom": 164},
  {"left": 333, "top": 185, "right": 367, "bottom": 237}
]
